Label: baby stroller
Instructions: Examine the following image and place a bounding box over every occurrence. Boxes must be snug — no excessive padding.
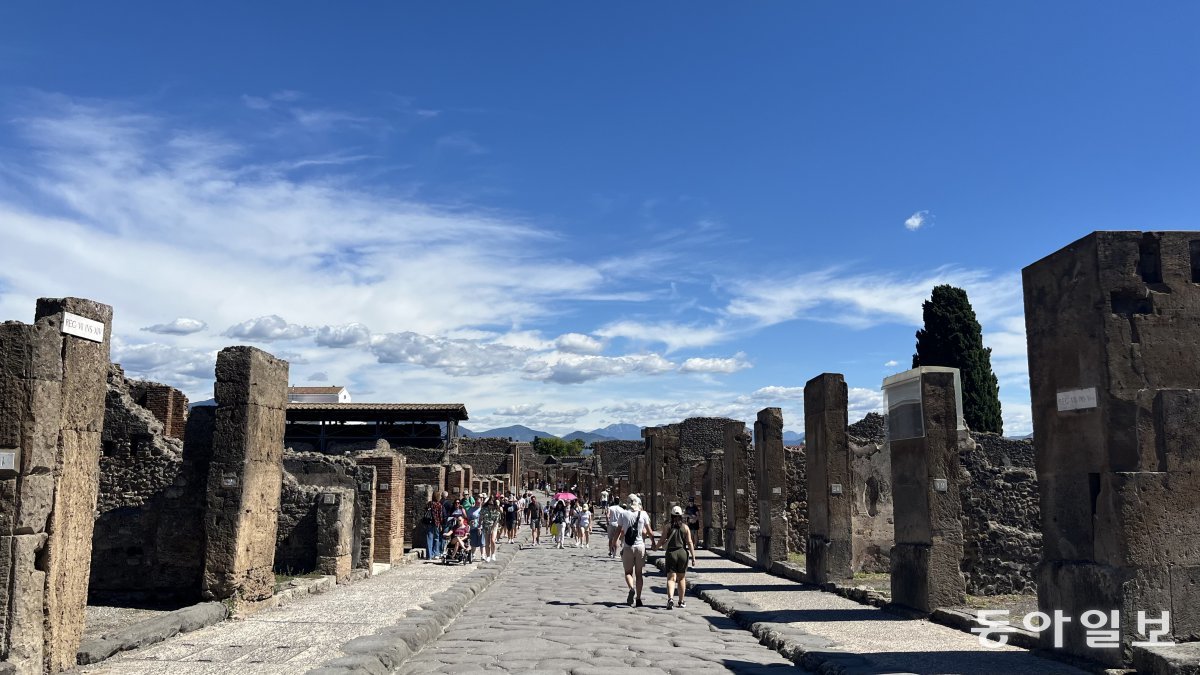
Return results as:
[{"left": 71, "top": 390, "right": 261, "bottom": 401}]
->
[{"left": 442, "top": 515, "right": 472, "bottom": 565}]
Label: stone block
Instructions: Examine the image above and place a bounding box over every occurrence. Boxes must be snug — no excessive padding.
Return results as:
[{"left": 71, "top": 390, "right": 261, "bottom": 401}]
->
[
  {"left": 5, "top": 534, "right": 47, "bottom": 671},
  {"left": 213, "top": 346, "right": 289, "bottom": 410},
  {"left": 15, "top": 473, "right": 54, "bottom": 535},
  {"left": 1094, "top": 471, "right": 1200, "bottom": 568},
  {"left": 1156, "top": 389, "right": 1200, "bottom": 473}
]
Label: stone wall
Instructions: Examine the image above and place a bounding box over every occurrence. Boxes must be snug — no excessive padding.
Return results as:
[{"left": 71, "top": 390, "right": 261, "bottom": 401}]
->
[
  {"left": 784, "top": 447, "right": 807, "bottom": 555},
  {"left": 591, "top": 441, "right": 643, "bottom": 477},
  {"left": 679, "top": 417, "right": 731, "bottom": 464},
  {"left": 459, "top": 437, "right": 512, "bottom": 454},
  {"left": 356, "top": 453, "right": 406, "bottom": 563},
  {"left": 275, "top": 478, "right": 320, "bottom": 573},
  {"left": 90, "top": 366, "right": 208, "bottom": 602},
  {"left": 457, "top": 452, "right": 508, "bottom": 476},
  {"left": 404, "top": 464, "right": 445, "bottom": 549},
  {"left": 282, "top": 451, "right": 376, "bottom": 573},
  {"left": 960, "top": 432, "right": 1040, "bottom": 595},
  {"left": 849, "top": 434, "right": 893, "bottom": 574}
]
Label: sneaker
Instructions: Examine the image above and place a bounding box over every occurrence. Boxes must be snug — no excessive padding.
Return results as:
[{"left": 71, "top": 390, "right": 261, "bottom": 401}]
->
[
  {"left": 627, "top": 589, "right": 636, "bottom": 607},
  {"left": 679, "top": 601, "right": 687, "bottom": 608},
  {"left": 635, "top": 598, "right": 644, "bottom": 608},
  {"left": 667, "top": 598, "right": 674, "bottom": 610}
]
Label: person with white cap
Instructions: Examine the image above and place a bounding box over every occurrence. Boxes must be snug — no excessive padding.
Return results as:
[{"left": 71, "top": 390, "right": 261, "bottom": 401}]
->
[
  {"left": 617, "top": 494, "right": 656, "bottom": 607},
  {"left": 656, "top": 505, "right": 697, "bottom": 608}
]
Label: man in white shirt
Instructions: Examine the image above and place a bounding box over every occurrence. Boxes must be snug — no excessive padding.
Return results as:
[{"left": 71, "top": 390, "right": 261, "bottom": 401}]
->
[
  {"left": 617, "top": 495, "right": 656, "bottom": 608},
  {"left": 606, "top": 500, "right": 626, "bottom": 558}
]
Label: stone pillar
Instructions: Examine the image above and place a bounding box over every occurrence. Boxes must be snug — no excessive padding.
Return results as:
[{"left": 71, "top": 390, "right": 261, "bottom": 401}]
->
[
  {"left": 357, "top": 454, "right": 405, "bottom": 563},
  {"left": 0, "top": 298, "right": 112, "bottom": 674},
  {"left": 1024, "top": 231, "right": 1200, "bottom": 665},
  {"left": 723, "top": 420, "right": 753, "bottom": 554},
  {"left": 755, "top": 407, "right": 787, "bottom": 565},
  {"left": 202, "top": 346, "right": 288, "bottom": 602},
  {"left": 316, "top": 491, "right": 354, "bottom": 583},
  {"left": 887, "top": 367, "right": 967, "bottom": 613},
  {"left": 703, "top": 450, "right": 725, "bottom": 549},
  {"left": 805, "top": 373, "right": 853, "bottom": 583}
]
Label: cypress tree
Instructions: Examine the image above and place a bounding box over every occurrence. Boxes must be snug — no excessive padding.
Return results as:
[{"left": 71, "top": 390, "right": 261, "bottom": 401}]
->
[{"left": 911, "top": 284, "right": 1003, "bottom": 434}]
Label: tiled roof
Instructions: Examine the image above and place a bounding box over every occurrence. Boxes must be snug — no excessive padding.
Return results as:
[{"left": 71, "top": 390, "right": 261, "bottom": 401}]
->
[{"left": 288, "top": 386, "right": 345, "bottom": 394}]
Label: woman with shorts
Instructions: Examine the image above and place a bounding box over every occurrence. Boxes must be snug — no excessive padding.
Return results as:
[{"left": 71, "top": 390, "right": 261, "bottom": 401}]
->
[
  {"left": 576, "top": 502, "right": 591, "bottom": 548},
  {"left": 656, "top": 505, "right": 696, "bottom": 608}
]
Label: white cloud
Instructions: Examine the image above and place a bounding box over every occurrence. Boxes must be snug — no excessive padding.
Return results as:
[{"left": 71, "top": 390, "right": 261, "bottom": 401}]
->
[
  {"left": 307, "top": 371, "right": 329, "bottom": 382},
  {"left": 526, "top": 353, "right": 677, "bottom": 385},
  {"left": 314, "top": 322, "right": 371, "bottom": 348},
  {"left": 370, "top": 332, "right": 527, "bottom": 376},
  {"left": 487, "top": 402, "right": 590, "bottom": 427},
  {"left": 884, "top": 359, "right": 899, "bottom": 367},
  {"left": 905, "top": 210, "right": 929, "bottom": 231},
  {"left": 223, "top": 315, "right": 313, "bottom": 341},
  {"left": 142, "top": 317, "right": 207, "bottom": 335},
  {"left": 554, "top": 332, "right": 604, "bottom": 355},
  {"left": 679, "top": 352, "right": 751, "bottom": 374},
  {"left": 595, "top": 320, "right": 733, "bottom": 353}
]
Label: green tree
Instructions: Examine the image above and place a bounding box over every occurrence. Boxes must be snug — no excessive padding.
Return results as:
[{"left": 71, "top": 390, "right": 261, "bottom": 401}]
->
[
  {"left": 532, "top": 436, "right": 585, "bottom": 457},
  {"left": 912, "top": 284, "right": 1003, "bottom": 434}
]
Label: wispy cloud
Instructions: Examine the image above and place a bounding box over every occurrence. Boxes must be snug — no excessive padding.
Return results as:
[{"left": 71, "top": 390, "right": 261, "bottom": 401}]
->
[
  {"left": 142, "top": 317, "right": 207, "bottom": 335},
  {"left": 223, "top": 315, "right": 314, "bottom": 341},
  {"left": 436, "top": 132, "right": 487, "bottom": 155}
]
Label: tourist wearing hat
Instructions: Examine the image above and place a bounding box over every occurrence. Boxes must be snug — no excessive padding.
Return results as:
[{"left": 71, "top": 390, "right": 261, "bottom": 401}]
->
[
  {"left": 656, "top": 505, "right": 696, "bottom": 608},
  {"left": 617, "top": 494, "right": 656, "bottom": 607}
]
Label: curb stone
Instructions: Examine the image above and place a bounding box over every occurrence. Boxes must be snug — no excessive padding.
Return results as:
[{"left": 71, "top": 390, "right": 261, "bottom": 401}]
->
[
  {"left": 308, "top": 544, "right": 522, "bottom": 674},
  {"left": 76, "top": 602, "right": 229, "bottom": 665}
]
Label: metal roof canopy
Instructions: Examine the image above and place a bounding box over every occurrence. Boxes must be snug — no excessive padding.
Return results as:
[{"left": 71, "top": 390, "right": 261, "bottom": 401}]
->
[{"left": 286, "top": 402, "right": 468, "bottom": 423}]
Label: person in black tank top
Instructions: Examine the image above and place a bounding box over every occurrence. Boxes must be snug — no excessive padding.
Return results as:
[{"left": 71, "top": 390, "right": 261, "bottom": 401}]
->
[{"left": 655, "top": 505, "right": 696, "bottom": 609}]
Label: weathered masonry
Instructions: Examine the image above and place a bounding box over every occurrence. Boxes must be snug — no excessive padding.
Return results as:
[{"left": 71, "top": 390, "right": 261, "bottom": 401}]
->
[
  {"left": 1025, "top": 231, "right": 1200, "bottom": 666},
  {"left": 0, "top": 297, "right": 113, "bottom": 674}
]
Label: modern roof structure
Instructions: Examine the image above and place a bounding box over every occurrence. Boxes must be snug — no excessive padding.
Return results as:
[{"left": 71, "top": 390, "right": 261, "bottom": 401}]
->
[{"left": 286, "top": 402, "right": 468, "bottom": 422}]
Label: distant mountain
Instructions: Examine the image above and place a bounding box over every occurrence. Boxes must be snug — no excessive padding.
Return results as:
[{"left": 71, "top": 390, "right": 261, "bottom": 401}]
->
[
  {"left": 783, "top": 431, "right": 805, "bottom": 444},
  {"left": 460, "top": 424, "right": 558, "bottom": 442},
  {"left": 589, "top": 423, "right": 643, "bottom": 441},
  {"left": 563, "top": 430, "right": 617, "bottom": 444},
  {"left": 189, "top": 398, "right": 216, "bottom": 408}
]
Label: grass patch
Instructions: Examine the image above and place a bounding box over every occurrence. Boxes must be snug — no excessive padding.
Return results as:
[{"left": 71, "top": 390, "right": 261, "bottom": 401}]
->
[{"left": 787, "top": 552, "right": 807, "bottom": 566}]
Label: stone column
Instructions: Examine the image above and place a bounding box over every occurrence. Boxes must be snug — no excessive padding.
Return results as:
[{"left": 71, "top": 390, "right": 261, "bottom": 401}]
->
[
  {"left": 0, "top": 298, "right": 112, "bottom": 674},
  {"left": 316, "top": 491, "right": 354, "bottom": 583},
  {"left": 888, "top": 367, "right": 967, "bottom": 613},
  {"left": 703, "top": 450, "right": 725, "bottom": 549},
  {"left": 723, "top": 420, "right": 753, "bottom": 554},
  {"left": 805, "top": 373, "right": 853, "bottom": 583},
  {"left": 755, "top": 408, "right": 787, "bottom": 565},
  {"left": 1024, "top": 231, "right": 1200, "bottom": 665},
  {"left": 202, "top": 346, "right": 288, "bottom": 602}
]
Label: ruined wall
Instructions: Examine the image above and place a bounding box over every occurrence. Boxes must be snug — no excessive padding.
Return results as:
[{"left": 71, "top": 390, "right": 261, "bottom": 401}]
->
[
  {"left": 275, "top": 478, "right": 320, "bottom": 573},
  {"left": 848, "top": 434, "right": 893, "bottom": 574},
  {"left": 459, "top": 437, "right": 512, "bottom": 454},
  {"left": 960, "top": 432, "right": 1040, "bottom": 595},
  {"left": 356, "top": 453, "right": 406, "bottom": 563},
  {"left": 784, "top": 447, "right": 807, "bottom": 556},
  {"left": 591, "top": 441, "right": 643, "bottom": 478},
  {"left": 395, "top": 446, "right": 446, "bottom": 466},
  {"left": 457, "top": 452, "right": 508, "bottom": 476},
  {"left": 126, "top": 379, "right": 188, "bottom": 440},
  {"left": 90, "top": 366, "right": 209, "bottom": 602},
  {"left": 679, "top": 418, "right": 730, "bottom": 464},
  {"left": 281, "top": 451, "right": 375, "bottom": 573}
]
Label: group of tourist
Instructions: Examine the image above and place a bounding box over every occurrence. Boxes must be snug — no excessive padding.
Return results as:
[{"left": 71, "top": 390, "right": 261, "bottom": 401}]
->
[{"left": 424, "top": 486, "right": 702, "bottom": 610}]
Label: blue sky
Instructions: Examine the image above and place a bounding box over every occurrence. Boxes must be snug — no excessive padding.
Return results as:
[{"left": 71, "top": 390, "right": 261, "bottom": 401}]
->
[{"left": 2, "top": 3, "right": 1198, "bottom": 435}]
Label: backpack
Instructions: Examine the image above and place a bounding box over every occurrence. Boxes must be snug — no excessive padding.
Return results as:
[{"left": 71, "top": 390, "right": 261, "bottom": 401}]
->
[
  {"left": 624, "top": 512, "right": 642, "bottom": 547},
  {"left": 421, "top": 506, "right": 434, "bottom": 525}
]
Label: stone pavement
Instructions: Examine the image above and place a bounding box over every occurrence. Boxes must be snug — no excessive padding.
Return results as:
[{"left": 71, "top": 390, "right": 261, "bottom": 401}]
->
[
  {"left": 686, "top": 550, "right": 1090, "bottom": 675},
  {"left": 396, "top": 539, "right": 798, "bottom": 674},
  {"left": 76, "top": 557, "right": 482, "bottom": 674}
]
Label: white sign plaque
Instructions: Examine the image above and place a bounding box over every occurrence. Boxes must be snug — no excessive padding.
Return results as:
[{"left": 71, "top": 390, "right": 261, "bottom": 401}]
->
[
  {"left": 713, "top": 490, "right": 721, "bottom": 496},
  {"left": 323, "top": 493, "right": 337, "bottom": 505},
  {"left": 1056, "top": 387, "right": 1098, "bottom": 412},
  {"left": 933, "top": 478, "right": 949, "bottom": 493},
  {"left": 830, "top": 483, "right": 843, "bottom": 495},
  {"left": 62, "top": 312, "right": 105, "bottom": 342},
  {"left": 736, "top": 488, "right": 745, "bottom": 495},
  {"left": 0, "top": 451, "right": 16, "bottom": 471},
  {"left": 379, "top": 483, "right": 390, "bottom": 491},
  {"left": 772, "top": 487, "right": 782, "bottom": 494}
]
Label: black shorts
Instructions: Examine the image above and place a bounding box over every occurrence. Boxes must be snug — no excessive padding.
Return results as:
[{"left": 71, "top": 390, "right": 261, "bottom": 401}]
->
[{"left": 530, "top": 519, "right": 542, "bottom": 529}]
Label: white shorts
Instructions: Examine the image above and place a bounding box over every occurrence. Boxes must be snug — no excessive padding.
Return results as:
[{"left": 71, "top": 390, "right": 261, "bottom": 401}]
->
[{"left": 621, "top": 544, "right": 646, "bottom": 569}]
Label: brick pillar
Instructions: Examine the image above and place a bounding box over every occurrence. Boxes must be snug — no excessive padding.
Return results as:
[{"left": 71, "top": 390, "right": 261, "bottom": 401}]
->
[
  {"left": 0, "top": 298, "right": 112, "bottom": 674},
  {"left": 316, "top": 491, "right": 354, "bottom": 583},
  {"left": 357, "top": 454, "right": 405, "bottom": 563},
  {"left": 202, "top": 347, "right": 288, "bottom": 602},
  {"left": 888, "top": 367, "right": 967, "bottom": 613},
  {"left": 723, "top": 420, "right": 753, "bottom": 554},
  {"left": 805, "top": 373, "right": 853, "bottom": 583},
  {"left": 755, "top": 407, "right": 787, "bottom": 566},
  {"left": 1025, "top": 231, "right": 1200, "bottom": 665}
]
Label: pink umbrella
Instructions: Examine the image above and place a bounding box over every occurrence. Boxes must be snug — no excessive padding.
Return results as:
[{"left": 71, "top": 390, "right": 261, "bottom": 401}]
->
[{"left": 554, "top": 492, "right": 577, "bottom": 501}]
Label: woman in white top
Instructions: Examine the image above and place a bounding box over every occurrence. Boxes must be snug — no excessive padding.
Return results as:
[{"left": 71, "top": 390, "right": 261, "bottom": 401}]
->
[
  {"left": 618, "top": 494, "right": 656, "bottom": 607},
  {"left": 576, "top": 502, "right": 591, "bottom": 548}
]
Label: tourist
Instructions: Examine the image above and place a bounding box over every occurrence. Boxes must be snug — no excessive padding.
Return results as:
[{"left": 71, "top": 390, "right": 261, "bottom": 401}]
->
[
  {"left": 503, "top": 494, "right": 520, "bottom": 544},
  {"left": 599, "top": 489, "right": 610, "bottom": 510},
  {"left": 481, "top": 497, "right": 501, "bottom": 562},
  {"left": 685, "top": 497, "right": 701, "bottom": 547},
  {"left": 466, "top": 495, "right": 484, "bottom": 563},
  {"left": 517, "top": 493, "right": 527, "bottom": 526},
  {"left": 423, "top": 496, "right": 445, "bottom": 560},
  {"left": 550, "top": 499, "right": 568, "bottom": 549},
  {"left": 527, "top": 495, "right": 542, "bottom": 545},
  {"left": 440, "top": 491, "right": 454, "bottom": 518},
  {"left": 606, "top": 498, "right": 625, "bottom": 558},
  {"left": 618, "top": 494, "right": 655, "bottom": 607},
  {"left": 576, "top": 501, "right": 592, "bottom": 548},
  {"left": 656, "top": 505, "right": 697, "bottom": 608}
]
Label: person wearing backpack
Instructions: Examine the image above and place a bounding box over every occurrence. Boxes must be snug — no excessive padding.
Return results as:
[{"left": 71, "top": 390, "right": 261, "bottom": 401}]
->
[
  {"left": 656, "top": 505, "right": 697, "bottom": 608},
  {"left": 550, "top": 500, "right": 568, "bottom": 549},
  {"left": 618, "top": 494, "right": 656, "bottom": 607}
]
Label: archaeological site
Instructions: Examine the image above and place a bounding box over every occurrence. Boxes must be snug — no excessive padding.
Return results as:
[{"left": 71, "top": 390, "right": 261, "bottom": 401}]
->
[{"left": 0, "top": 231, "right": 1197, "bottom": 673}]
